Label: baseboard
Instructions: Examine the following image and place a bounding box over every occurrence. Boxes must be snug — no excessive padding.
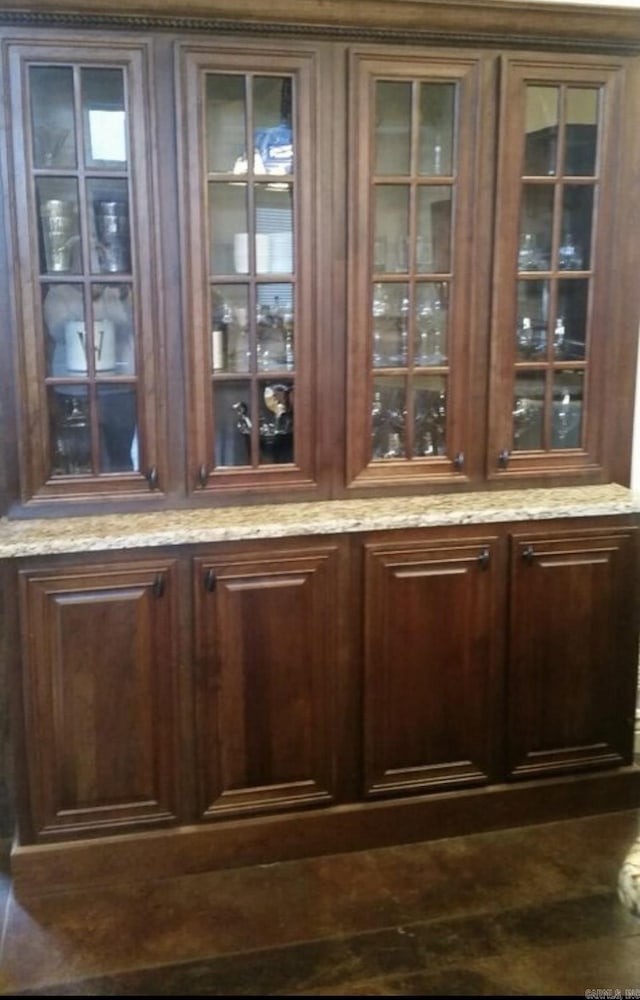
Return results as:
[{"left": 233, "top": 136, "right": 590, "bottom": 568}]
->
[{"left": 11, "top": 766, "right": 640, "bottom": 898}]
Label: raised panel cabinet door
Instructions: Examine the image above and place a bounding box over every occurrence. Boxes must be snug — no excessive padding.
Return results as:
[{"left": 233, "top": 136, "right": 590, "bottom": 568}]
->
[
  {"left": 194, "top": 545, "right": 340, "bottom": 818},
  {"left": 179, "top": 40, "right": 325, "bottom": 498},
  {"left": 489, "top": 53, "right": 638, "bottom": 484},
  {"left": 19, "top": 560, "right": 179, "bottom": 841},
  {"left": 5, "top": 38, "right": 165, "bottom": 504},
  {"left": 364, "top": 537, "right": 502, "bottom": 798},
  {"left": 508, "top": 528, "right": 639, "bottom": 778},
  {"left": 346, "top": 48, "right": 493, "bottom": 490}
]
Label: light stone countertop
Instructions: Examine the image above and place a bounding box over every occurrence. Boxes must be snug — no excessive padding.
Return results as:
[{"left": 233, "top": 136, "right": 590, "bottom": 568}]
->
[{"left": 0, "top": 484, "right": 638, "bottom": 559}]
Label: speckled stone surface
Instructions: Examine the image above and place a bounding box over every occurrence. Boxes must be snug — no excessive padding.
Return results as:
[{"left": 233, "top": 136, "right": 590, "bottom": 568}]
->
[{"left": 0, "top": 484, "right": 638, "bottom": 558}]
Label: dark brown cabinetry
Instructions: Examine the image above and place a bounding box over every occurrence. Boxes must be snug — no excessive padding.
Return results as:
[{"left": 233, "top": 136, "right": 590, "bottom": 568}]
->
[
  {"left": 5, "top": 38, "right": 165, "bottom": 503},
  {"left": 18, "top": 558, "right": 179, "bottom": 841},
  {"left": 507, "top": 527, "right": 639, "bottom": 778},
  {"left": 10, "top": 514, "right": 638, "bottom": 886},
  {"left": 193, "top": 543, "right": 341, "bottom": 817},
  {"left": 1, "top": 1, "right": 640, "bottom": 894},
  {"left": 2, "top": 18, "right": 639, "bottom": 510},
  {"left": 363, "top": 535, "right": 503, "bottom": 796}
]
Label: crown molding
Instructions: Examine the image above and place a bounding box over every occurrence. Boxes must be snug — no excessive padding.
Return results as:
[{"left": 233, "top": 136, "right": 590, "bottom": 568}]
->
[{"left": 0, "top": 0, "right": 638, "bottom": 51}]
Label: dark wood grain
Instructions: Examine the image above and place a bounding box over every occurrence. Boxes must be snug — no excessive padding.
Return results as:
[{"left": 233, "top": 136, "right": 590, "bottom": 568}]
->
[{"left": 18, "top": 558, "right": 180, "bottom": 839}]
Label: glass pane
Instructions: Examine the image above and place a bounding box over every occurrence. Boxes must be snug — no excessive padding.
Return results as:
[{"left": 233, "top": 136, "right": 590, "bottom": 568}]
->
[
  {"left": 211, "top": 284, "right": 250, "bottom": 374},
  {"left": 30, "top": 66, "right": 76, "bottom": 169},
  {"left": 375, "top": 81, "right": 411, "bottom": 176},
  {"left": 371, "top": 377, "right": 406, "bottom": 460},
  {"left": 256, "top": 283, "right": 295, "bottom": 371},
  {"left": 524, "top": 86, "right": 559, "bottom": 176},
  {"left": 371, "top": 282, "right": 409, "bottom": 368},
  {"left": 418, "top": 82, "right": 455, "bottom": 176},
  {"left": 556, "top": 279, "right": 588, "bottom": 361},
  {"left": 560, "top": 185, "right": 593, "bottom": 270},
  {"left": 253, "top": 76, "right": 294, "bottom": 176},
  {"left": 417, "top": 187, "right": 452, "bottom": 273},
  {"left": 415, "top": 282, "right": 448, "bottom": 365},
  {"left": 565, "top": 88, "right": 598, "bottom": 177},
  {"left": 206, "top": 74, "right": 246, "bottom": 174},
  {"left": 215, "top": 379, "right": 252, "bottom": 467},
  {"left": 513, "top": 371, "right": 545, "bottom": 450},
  {"left": 88, "top": 178, "right": 131, "bottom": 274},
  {"left": 518, "top": 185, "right": 554, "bottom": 271},
  {"left": 98, "top": 385, "right": 138, "bottom": 473},
  {"left": 552, "top": 370, "right": 583, "bottom": 448},
  {"left": 209, "top": 182, "right": 247, "bottom": 274},
  {"left": 375, "top": 186, "right": 410, "bottom": 273},
  {"left": 42, "top": 283, "right": 85, "bottom": 377},
  {"left": 258, "top": 380, "right": 294, "bottom": 464},
  {"left": 49, "top": 385, "right": 92, "bottom": 476},
  {"left": 81, "top": 68, "right": 127, "bottom": 170},
  {"left": 255, "top": 184, "right": 294, "bottom": 274},
  {"left": 515, "top": 279, "right": 549, "bottom": 361},
  {"left": 92, "top": 284, "right": 135, "bottom": 375},
  {"left": 37, "top": 177, "right": 81, "bottom": 274},
  {"left": 414, "top": 375, "right": 447, "bottom": 456}
]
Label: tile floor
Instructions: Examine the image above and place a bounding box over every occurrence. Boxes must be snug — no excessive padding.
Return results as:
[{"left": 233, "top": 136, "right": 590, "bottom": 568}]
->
[{"left": 1, "top": 810, "right": 640, "bottom": 995}]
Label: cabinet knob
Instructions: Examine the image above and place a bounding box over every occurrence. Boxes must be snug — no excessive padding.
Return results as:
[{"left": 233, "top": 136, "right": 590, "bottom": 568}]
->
[
  {"left": 197, "top": 464, "right": 208, "bottom": 489},
  {"left": 453, "top": 451, "right": 464, "bottom": 471},
  {"left": 477, "top": 547, "right": 490, "bottom": 569},
  {"left": 498, "top": 449, "right": 510, "bottom": 470},
  {"left": 522, "top": 545, "right": 535, "bottom": 565},
  {"left": 146, "top": 466, "right": 159, "bottom": 490},
  {"left": 152, "top": 573, "right": 165, "bottom": 598},
  {"left": 204, "top": 568, "right": 216, "bottom": 592}
]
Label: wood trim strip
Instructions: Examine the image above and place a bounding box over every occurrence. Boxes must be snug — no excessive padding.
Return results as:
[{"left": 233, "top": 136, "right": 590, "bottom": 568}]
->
[{"left": 0, "top": 2, "right": 639, "bottom": 55}]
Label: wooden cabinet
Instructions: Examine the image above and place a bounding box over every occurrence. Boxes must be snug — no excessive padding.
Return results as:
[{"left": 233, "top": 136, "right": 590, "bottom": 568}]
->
[
  {"left": 507, "top": 527, "right": 639, "bottom": 778},
  {"left": 179, "top": 40, "right": 325, "bottom": 498},
  {"left": 1, "top": 0, "right": 640, "bottom": 893},
  {"left": 18, "top": 558, "right": 180, "bottom": 842},
  {"left": 488, "top": 54, "right": 638, "bottom": 484},
  {"left": 5, "top": 37, "right": 165, "bottom": 504},
  {"left": 2, "top": 16, "right": 639, "bottom": 511},
  {"left": 363, "top": 535, "right": 503, "bottom": 796},
  {"left": 193, "top": 542, "right": 342, "bottom": 818},
  {"left": 347, "top": 49, "right": 493, "bottom": 488},
  {"left": 8, "top": 512, "right": 639, "bottom": 889}
]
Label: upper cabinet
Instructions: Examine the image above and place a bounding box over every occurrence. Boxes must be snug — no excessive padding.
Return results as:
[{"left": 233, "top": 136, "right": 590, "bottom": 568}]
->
[
  {"left": 179, "top": 40, "right": 323, "bottom": 498},
  {"left": 5, "top": 38, "right": 164, "bottom": 504},
  {"left": 347, "top": 50, "right": 492, "bottom": 488},
  {"left": 488, "top": 54, "right": 633, "bottom": 484},
  {"left": 1, "top": 20, "right": 639, "bottom": 512}
]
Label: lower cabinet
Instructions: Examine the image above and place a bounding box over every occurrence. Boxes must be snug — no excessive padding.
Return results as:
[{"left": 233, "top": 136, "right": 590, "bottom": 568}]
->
[
  {"left": 193, "top": 543, "right": 341, "bottom": 818},
  {"left": 363, "top": 535, "right": 503, "bottom": 796},
  {"left": 18, "top": 559, "right": 180, "bottom": 841},
  {"left": 10, "top": 516, "right": 639, "bottom": 875},
  {"left": 507, "top": 527, "right": 639, "bottom": 778}
]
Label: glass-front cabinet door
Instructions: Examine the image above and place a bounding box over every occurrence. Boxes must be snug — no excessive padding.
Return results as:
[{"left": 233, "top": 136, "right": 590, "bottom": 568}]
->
[
  {"left": 180, "top": 42, "right": 318, "bottom": 495},
  {"left": 489, "top": 56, "right": 624, "bottom": 481},
  {"left": 6, "top": 40, "right": 162, "bottom": 502},
  {"left": 346, "top": 50, "right": 487, "bottom": 488}
]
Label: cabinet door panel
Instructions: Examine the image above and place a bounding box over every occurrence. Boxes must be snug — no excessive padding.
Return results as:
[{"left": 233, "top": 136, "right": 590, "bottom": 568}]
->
[
  {"left": 19, "top": 560, "right": 179, "bottom": 841},
  {"left": 194, "top": 545, "right": 339, "bottom": 817},
  {"left": 508, "top": 529, "right": 638, "bottom": 777},
  {"left": 489, "top": 55, "right": 627, "bottom": 482},
  {"left": 347, "top": 50, "right": 490, "bottom": 489},
  {"left": 364, "top": 538, "right": 501, "bottom": 797},
  {"left": 6, "top": 39, "right": 164, "bottom": 502},
  {"left": 180, "top": 41, "right": 321, "bottom": 497}
]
